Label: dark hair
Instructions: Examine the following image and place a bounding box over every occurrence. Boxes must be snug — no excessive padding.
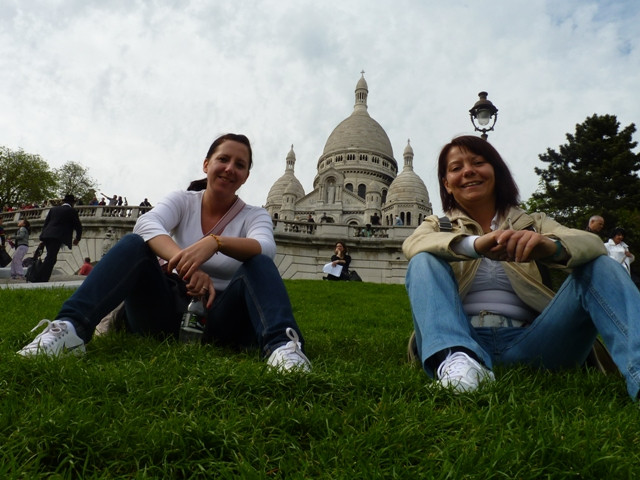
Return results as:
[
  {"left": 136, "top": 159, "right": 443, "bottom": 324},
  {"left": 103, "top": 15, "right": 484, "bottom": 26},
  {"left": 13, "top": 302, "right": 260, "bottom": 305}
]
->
[
  {"left": 437, "top": 135, "right": 519, "bottom": 215},
  {"left": 188, "top": 133, "right": 253, "bottom": 191},
  {"left": 612, "top": 227, "right": 626, "bottom": 237},
  {"left": 335, "top": 241, "right": 348, "bottom": 253},
  {"left": 22, "top": 218, "right": 31, "bottom": 234}
]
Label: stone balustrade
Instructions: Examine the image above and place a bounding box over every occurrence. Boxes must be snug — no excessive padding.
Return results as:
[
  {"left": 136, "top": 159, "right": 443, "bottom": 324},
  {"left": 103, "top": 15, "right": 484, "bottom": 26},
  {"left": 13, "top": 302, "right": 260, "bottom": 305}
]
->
[{"left": 1, "top": 206, "right": 412, "bottom": 283}]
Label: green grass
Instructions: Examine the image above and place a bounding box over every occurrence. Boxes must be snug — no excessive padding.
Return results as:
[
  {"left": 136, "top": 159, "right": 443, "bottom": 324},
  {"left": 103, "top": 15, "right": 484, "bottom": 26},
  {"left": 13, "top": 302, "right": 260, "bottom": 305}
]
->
[{"left": 1, "top": 280, "right": 639, "bottom": 479}]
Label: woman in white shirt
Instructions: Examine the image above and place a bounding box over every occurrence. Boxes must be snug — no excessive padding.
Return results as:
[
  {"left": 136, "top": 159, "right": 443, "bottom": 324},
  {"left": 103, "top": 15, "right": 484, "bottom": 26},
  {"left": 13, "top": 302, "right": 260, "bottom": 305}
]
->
[
  {"left": 18, "top": 134, "right": 310, "bottom": 372},
  {"left": 605, "top": 227, "right": 635, "bottom": 275}
]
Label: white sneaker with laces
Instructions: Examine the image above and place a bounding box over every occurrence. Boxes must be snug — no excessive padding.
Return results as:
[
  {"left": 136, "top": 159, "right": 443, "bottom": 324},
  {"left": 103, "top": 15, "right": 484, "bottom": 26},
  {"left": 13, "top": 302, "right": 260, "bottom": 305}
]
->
[
  {"left": 267, "top": 327, "right": 311, "bottom": 372},
  {"left": 17, "top": 320, "right": 86, "bottom": 357},
  {"left": 436, "top": 351, "right": 494, "bottom": 393}
]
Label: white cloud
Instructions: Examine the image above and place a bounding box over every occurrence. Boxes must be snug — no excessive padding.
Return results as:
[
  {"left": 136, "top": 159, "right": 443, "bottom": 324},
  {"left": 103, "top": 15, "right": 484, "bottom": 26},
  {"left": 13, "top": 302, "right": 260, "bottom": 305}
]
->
[{"left": 0, "top": 0, "right": 638, "bottom": 213}]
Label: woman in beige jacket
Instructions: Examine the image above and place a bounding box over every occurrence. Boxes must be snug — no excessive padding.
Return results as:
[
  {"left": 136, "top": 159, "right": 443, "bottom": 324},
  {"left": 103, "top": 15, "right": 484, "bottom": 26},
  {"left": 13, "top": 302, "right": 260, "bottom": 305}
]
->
[{"left": 403, "top": 135, "right": 640, "bottom": 399}]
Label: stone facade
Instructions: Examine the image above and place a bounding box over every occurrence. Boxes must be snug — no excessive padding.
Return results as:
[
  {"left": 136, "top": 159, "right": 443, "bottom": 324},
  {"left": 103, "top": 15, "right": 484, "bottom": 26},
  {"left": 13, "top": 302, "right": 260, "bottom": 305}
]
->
[{"left": 264, "top": 74, "right": 433, "bottom": 283}]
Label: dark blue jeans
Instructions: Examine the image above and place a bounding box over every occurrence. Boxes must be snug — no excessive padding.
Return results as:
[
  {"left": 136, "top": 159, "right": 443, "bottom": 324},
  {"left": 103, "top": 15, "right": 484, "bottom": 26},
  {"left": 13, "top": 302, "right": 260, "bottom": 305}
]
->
[{"left": 57, "top": 233, "right": 303, "bottom": 357}]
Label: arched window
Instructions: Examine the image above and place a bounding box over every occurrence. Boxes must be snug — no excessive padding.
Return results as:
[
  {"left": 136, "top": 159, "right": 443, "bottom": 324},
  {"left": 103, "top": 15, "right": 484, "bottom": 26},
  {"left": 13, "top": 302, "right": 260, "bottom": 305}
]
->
[
  {"left": 381, "top": 189, "right": 387, "bottom": 204},
  {"left": 345, "top": 183, "right": 353, "bottom": 192},
  {"left": 406, "top": 212, "right": 412, "bottom": 226},
  {"left": 357, "top": 184, "right": 366, "bottom": 199}
]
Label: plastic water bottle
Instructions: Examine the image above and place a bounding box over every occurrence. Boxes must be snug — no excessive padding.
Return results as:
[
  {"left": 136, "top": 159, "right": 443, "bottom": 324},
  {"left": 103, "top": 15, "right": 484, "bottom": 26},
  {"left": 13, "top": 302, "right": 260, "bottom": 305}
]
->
[{"left": 179, "top": 297, "right": 207, "bottom": 344}]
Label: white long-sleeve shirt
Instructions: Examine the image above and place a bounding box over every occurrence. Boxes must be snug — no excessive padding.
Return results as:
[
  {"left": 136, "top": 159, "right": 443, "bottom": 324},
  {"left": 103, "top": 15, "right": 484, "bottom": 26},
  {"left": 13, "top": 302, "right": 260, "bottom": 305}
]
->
[{"left": 134, "top": 190, "right": 276, "bottom": 291}]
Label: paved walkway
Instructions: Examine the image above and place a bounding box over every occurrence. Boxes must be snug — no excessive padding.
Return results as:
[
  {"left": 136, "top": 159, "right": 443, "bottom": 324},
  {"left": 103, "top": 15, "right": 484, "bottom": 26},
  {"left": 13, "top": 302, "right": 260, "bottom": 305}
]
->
[{"left": 0, "top": 274, "right": 85, "bottom": 290}]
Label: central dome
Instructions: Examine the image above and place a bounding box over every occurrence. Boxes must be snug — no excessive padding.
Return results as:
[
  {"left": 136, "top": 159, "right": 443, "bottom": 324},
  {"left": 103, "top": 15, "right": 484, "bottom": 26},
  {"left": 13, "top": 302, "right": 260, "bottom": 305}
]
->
[
  {"left": 321, "top": 73, "right": 394, "bottom": 159},
  {"left": 322, "top": 111, "right": 394, "bottom": 158}
]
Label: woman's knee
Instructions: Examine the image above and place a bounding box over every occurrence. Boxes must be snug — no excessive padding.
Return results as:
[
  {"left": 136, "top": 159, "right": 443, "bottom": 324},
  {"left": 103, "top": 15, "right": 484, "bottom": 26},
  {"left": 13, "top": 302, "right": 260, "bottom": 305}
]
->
[{"left": 406, "top": 252, "right": 448, "bottom": 282}]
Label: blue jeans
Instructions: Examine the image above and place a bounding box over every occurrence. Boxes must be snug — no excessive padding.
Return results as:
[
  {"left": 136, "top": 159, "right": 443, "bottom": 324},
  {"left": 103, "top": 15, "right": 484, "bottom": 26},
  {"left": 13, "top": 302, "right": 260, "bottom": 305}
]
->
[
  {"left": 406, "top": 252, "right": 640, "bottom": 399},
  {"left": 57, "top": 233, "right": 304, "bottom": 357}
]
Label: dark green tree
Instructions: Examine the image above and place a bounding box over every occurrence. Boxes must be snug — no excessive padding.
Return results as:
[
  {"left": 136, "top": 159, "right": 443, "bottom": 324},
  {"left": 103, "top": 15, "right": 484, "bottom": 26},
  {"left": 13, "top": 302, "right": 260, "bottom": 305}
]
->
[
  {"left": 55, "top": 161, "right": 98, "bottom": 204},
  {"left": 0, "top": 146, "right": 57, "bottom": 208},
  {"left": 526, "top": 114, "right": 640, "bottom": 240}
]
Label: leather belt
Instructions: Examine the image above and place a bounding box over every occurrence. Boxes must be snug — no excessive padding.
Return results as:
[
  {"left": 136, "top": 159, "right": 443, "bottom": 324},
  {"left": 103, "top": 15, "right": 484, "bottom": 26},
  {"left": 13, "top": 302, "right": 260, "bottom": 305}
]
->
[{"left": 470, "top": 311, "right": 528, "bottom": 328}]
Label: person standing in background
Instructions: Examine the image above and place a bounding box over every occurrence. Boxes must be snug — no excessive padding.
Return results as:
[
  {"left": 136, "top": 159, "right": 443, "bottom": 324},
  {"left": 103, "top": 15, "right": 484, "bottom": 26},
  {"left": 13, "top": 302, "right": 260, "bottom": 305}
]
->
[
  {"left": 605, "top": 227, "right": 635, "bottom": 275},
  {"left": 9, "top": 219, "right": 30, "bottom": 280},
  {"left": 586, "top": 215, "right": 605, "bottom": 235},
  {"left": 36, "top": 194, "right": 83, "bottom": 282}
]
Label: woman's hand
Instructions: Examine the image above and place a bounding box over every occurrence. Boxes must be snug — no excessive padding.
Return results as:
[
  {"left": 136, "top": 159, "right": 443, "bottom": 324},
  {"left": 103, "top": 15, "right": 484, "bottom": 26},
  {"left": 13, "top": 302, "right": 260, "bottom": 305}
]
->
[
  {"left": 474, "top": 229, "right": 557, "bottom": 262},
  {"left": 185, "top": 269, "right": 216, "bottom": 308},
  {"left": 167, "top": 236, "right": 218, "bottom": 281}
]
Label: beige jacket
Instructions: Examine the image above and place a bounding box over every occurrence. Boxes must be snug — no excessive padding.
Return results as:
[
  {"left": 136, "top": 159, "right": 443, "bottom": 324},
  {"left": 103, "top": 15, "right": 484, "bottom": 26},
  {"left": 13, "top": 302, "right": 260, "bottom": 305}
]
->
[{"left": 402, "top": 207, "right": 607, "bottom": 314}]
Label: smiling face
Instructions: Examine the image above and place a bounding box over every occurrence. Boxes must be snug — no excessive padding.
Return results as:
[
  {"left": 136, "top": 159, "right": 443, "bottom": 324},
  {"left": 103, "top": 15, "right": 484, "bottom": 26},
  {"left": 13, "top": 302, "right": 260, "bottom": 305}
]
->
[
  {"left": 442, "top": 146, "right": 496, "bottom": 213},
  {"left": 203, "top": 140, "right": 250, "bottom": 198}
]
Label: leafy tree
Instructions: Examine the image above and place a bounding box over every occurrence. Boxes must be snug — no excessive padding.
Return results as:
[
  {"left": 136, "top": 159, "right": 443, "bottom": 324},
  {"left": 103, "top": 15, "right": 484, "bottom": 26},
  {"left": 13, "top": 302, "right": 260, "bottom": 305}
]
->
[
  {"left": 526, "top": 114, "right": 640, "bottom": 240},
  {"left": 0, "top": 146, "right": 57, "bottom": 208},
  {"left": 55, "top": 161, "right": 98, "bottom": 204}
]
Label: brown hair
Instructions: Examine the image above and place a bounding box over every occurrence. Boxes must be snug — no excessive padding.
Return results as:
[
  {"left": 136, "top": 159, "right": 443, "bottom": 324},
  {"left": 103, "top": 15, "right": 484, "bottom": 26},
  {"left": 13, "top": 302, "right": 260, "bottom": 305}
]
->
[
  {"left": 437, "top": 135, "right": 519, "bottom": 215},
  {"left": 188, "top": 133, "right": 253, "bottom": 191}
]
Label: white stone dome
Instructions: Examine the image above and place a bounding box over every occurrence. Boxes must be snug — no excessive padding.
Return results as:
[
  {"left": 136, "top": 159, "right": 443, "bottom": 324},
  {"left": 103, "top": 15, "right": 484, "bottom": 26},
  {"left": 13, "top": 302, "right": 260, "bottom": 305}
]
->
[
  {"left": 322, "top": 113, "right": 394, "bottom": 158},
  {"left": 386, "top": 140, "right": 430, "bottom": 205},
  {"left": 321, "top": 73, "right": 393, "bottom": 159},
  {"left": 266, "top": 146, "right": 305, "bottom": 205}
]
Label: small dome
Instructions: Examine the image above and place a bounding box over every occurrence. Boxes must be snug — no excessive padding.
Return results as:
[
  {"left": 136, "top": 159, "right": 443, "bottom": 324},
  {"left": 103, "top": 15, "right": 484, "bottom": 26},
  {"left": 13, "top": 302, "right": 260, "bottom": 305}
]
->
[
  {"left": 386, "top": 169, "right": 430, "bottom": 206},
  {"left": 266, "top": 146, "right": 305, "bottom": 205},
  {"left": 284, "top": 179, "right": 303, "bottom": 196},
  {"left": 403, "top": 139, "right": 414, "bottom": 156},
  {"left": 267, "top": 173, "right": 304, "bottom": 203},
  {"left": 356, "top": 74, "right": 368, "bottom": 91}
]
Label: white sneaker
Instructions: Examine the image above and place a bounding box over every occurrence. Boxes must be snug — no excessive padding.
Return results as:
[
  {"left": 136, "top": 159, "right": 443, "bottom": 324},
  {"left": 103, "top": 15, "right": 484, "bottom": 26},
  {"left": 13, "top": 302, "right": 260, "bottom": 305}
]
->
[
  {"left": 17, "top": 320, "right": 86, "bottom": 357},
  {"left": 267, "top": 328, "right": 311, "bottom": 372},
  {"left": 436, "top": 351, "right": 494, "bottom": 393}
]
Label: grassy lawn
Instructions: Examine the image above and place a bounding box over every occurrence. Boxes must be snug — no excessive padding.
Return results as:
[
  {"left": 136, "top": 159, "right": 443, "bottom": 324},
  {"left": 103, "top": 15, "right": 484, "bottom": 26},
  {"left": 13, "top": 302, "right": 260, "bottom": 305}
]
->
[{"left": 1, "top": 280, "right": 639, "bottom": 479}]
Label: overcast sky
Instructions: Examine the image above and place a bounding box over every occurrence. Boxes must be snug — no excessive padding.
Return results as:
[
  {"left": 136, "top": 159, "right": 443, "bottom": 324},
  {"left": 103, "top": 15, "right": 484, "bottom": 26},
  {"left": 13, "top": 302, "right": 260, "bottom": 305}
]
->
[{"left": 1, "top": 0, "right": 638, "bottom": 213}]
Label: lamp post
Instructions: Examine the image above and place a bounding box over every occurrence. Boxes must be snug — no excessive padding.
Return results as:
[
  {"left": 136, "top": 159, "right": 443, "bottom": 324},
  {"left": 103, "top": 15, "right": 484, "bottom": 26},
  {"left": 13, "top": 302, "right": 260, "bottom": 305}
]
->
[{"left": 469, "top": 91, "right": 498, "bottom": 140}]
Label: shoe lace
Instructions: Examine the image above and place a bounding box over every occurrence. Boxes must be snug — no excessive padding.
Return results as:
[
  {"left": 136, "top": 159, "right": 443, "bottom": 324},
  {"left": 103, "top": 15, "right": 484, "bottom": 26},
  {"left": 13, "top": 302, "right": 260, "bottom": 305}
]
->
[
  {"left": 436, "top": 351, "right": 473, "bottom": 380},
  {"left": 30, "top": 319, "right": 66, "bottom": 345},
  {"left": 277, "top": 328, "right": 310, "bottom": 366}
]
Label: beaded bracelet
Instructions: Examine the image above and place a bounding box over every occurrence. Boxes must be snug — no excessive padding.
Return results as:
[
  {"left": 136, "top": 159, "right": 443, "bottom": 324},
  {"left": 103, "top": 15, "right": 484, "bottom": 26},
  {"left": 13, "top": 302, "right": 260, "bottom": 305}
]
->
[{"left": 209, "top": 234, "right": 223, "bottom": 254}]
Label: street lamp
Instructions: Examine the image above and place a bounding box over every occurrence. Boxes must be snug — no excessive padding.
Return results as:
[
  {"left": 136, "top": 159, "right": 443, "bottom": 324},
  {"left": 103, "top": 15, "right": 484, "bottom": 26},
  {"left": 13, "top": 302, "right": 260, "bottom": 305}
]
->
[{"left": 469, "top": 91, "right": 498, "bottom": 140}]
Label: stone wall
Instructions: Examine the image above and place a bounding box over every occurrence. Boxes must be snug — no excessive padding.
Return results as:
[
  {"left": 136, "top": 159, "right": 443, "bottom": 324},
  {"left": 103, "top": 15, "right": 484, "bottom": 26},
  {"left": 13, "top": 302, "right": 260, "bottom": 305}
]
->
[
  {"left": 1, "top": 209, "right": 413, "bottom": 282},
  {"left": 272, "top": 219, "right": 412, "bottom": 284}
]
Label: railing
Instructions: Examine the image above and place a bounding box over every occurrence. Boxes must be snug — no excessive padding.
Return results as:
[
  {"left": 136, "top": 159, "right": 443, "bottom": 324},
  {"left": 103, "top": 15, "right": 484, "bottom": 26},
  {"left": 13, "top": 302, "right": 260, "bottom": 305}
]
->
[
  {"left": 273, "top": 219, "right": 393, "bottom": 239},
  {"left": 1, "top": 205, "right": 153, "bottom": 224}
]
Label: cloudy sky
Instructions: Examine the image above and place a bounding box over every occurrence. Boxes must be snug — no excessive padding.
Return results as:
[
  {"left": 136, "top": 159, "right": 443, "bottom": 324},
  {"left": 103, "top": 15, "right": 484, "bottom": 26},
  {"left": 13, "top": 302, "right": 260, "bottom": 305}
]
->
[{"left": 1, "top": 0, "right": 639, "bottom": 213}]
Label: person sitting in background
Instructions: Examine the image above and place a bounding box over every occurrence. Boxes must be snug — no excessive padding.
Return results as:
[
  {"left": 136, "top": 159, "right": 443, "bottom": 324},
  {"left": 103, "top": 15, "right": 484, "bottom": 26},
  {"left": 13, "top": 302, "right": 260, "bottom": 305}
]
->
[
  {"left": 326, "top": 241, "right": 351, "bottom": 281},
  {"left": 78, "top": 257, "right": 93, "bottom": 276},
  {"left": 403, "top": 135, "right": 640, "bottom": 400},
  {"left": 604, "top": 227, "right": 635, "bottom": 275}
]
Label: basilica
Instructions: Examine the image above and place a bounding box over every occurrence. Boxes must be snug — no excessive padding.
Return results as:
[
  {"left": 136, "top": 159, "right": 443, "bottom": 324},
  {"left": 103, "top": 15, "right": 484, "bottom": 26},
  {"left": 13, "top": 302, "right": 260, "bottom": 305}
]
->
[{"left": 265, "top": 73, "right": 432, "bottom": 229}]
